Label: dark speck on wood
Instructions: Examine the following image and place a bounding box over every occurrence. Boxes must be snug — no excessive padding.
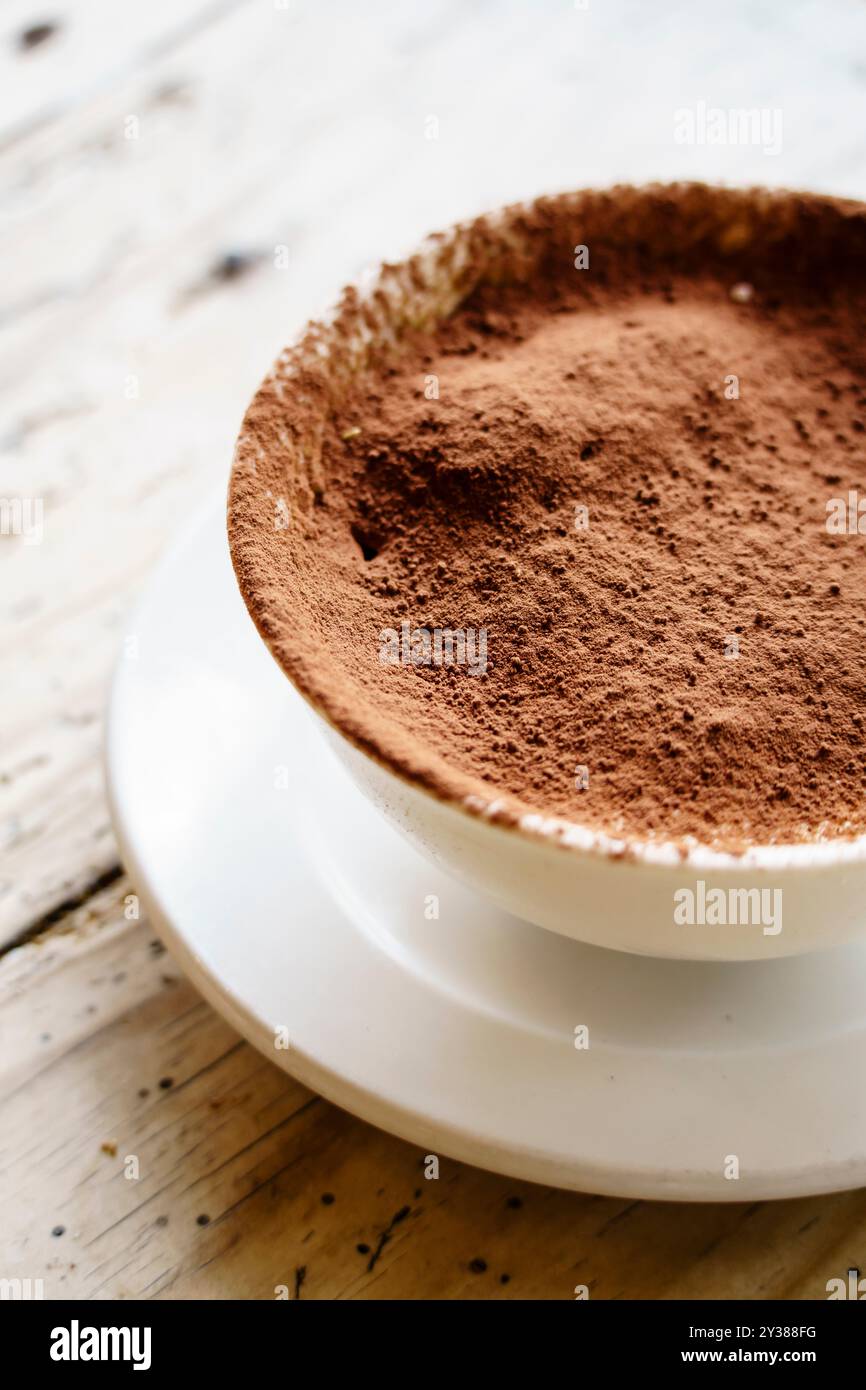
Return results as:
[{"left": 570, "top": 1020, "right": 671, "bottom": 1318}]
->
[
  {"left": 293, "top": 1266, "right": 306, "bottom": 1300},
  {"left": 152, "top": 80, "right": 192, "bottom": 107},
  {"left": 177, "top": 250, "right": 266, "bottom": 309},
  {"left": 18, "top": 21, "right": 58, "bottom": 51},
  {"left": 211, "top": 251, "right": 261, "bottom": 283}
]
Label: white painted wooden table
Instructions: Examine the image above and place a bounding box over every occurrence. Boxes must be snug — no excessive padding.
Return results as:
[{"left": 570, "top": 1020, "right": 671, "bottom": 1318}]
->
[{"left": 2, "top": 0, "right": 866, "bottom": 1299}]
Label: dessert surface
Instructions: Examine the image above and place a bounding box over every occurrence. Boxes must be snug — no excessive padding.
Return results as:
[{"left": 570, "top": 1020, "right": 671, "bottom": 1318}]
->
[{"left": 230, "top": 188, "right": 866, "bottom": 851}]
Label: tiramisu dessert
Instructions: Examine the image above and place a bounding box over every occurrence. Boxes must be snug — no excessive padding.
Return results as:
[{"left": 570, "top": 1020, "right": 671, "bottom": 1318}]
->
[{"left": 229, "top": 185, "right": 866, "bottom": 854}]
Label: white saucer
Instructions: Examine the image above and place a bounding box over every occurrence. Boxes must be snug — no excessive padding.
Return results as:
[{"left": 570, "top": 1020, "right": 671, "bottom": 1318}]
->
[{"left": 106, "top": 495, "right": 866, "bottom": 1201}]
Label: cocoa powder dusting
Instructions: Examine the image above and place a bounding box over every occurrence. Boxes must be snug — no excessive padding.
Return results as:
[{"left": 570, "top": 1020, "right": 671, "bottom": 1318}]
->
[{"left": 229, "top": 186, "right": 866, "bottom": 853}]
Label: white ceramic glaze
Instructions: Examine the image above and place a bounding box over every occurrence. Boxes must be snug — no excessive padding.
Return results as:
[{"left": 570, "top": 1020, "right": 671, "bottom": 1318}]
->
[
  {"left": 324, "top": 727, "right": 866, "bottom": 961},
  {"left": 335, "top": 729, "right": 863, "bottom": 960},
  {"left": 105, "top": 496, "right": 866, "bottom": 1198}
]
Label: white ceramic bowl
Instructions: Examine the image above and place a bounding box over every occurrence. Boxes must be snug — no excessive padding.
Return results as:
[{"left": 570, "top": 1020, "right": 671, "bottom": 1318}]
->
[
  {"left": 229, "top": 184, "right": 866, "bottom": 962},
  {"left": 321, "top": 725, "right": 866, "bottom": 961}
]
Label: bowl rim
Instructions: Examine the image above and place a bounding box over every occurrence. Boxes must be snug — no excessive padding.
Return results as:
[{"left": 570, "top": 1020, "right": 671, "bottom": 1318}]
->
[{"left": 228, "top": 180, "right": 866, "bottom": 875}]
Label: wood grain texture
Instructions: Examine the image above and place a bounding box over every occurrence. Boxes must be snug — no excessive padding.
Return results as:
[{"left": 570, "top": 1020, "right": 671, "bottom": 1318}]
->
[{"left": 2, "top": 0, "right": 866, "bottom": 1299}]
